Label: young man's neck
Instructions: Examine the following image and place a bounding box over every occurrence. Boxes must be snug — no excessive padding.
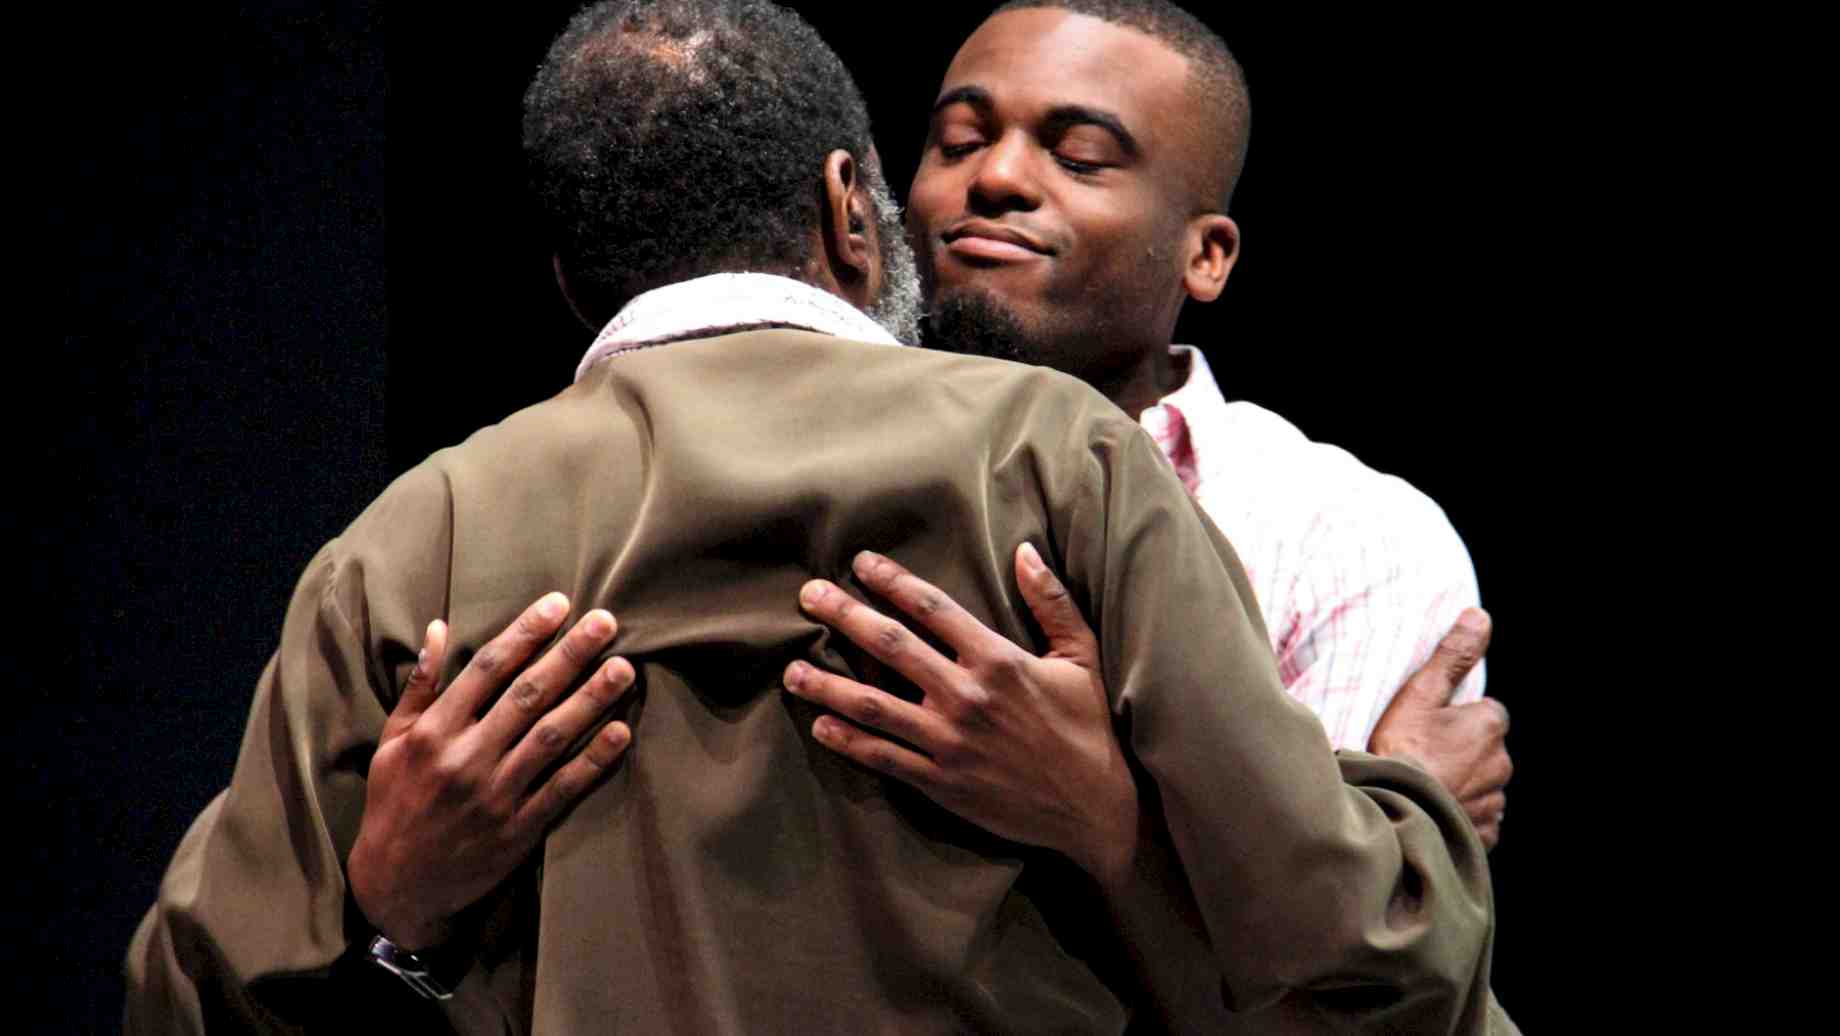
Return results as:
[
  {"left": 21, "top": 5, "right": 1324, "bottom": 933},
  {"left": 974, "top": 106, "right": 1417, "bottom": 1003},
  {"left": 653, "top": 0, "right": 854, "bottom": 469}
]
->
[{"left": 1099, "top": 343, "right": 1192, "bottom": 421}]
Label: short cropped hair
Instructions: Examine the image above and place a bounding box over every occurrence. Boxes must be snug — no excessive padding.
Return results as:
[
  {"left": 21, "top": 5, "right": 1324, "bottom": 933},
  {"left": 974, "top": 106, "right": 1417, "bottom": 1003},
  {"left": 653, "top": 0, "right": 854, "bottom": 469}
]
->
[
  {"left": 996, "top": 0, "right": 1250, "bottom": 209},
  {"left": 523, "top": 0, "right": 876, "bottom": 316}
]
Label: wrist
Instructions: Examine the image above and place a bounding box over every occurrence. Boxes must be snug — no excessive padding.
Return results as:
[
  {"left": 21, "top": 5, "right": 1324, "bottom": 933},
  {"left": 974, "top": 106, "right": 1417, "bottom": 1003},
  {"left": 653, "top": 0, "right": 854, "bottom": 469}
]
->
[
  {"left": 358, "top": 894, "right": 453, "bottom": 954},
  {"left": 1070, "top": 780, "right": 1140, "bottom": 895},
  {"left": 349, "top": 847, "right": 452, "bottom": 954},
  {"left": 1368, "top": 728, "right": 1419, "bottom": 765}
]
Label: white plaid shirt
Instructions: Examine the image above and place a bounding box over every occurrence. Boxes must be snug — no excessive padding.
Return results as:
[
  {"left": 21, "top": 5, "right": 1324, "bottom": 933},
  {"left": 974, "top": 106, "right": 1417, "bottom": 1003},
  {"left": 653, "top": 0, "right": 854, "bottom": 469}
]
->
[{"left": 1141, "top": 347, "right": 1486, "bottom": 750}]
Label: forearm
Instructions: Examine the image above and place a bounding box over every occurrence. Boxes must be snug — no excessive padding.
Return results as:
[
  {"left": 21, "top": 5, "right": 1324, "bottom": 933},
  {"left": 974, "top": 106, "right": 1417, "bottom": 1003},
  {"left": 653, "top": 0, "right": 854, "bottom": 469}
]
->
[
  {"left": 1089, "top": 798, "right": 1240, "bottom": 1031},
  {"left": 1081, "top": 431, "right": 1494, "bottom": 1026},
  {"left": 126, "top": 540, "right": 416, "bottom": 1031}
]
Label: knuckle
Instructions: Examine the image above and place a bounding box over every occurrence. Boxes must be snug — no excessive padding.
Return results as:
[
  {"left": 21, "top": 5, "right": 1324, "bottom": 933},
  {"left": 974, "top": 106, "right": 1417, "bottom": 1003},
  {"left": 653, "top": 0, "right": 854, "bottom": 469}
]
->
[
  {"left": 517, "top": 607, "right": 554, "bottom": 637},
  {"left": 432, "top": 752, "right": 477, "bottom": 795},
  {"left": 982, "top": 651, "right": 1024, "bottom": 689},
  {"left": 556, "top": 631, "right": 592, "bottom": 666},
  {"left": 931, "top": 734, "right": 966, "bottom": 769},
  {"left": 545, "top": 773, "right": 581, "bottom": 808},
  {"left": 579, "top": 675, "right": 617, "bottom": 710},
  {"left": 1403, "top": 672, "right": 1444, "bottom": 700},
  {"left": 1036, "top": 573, "right": 1070, "bottom": 602},
  {"left": 401, "top": 723, "right": 440, "bottom": 759},
  {"left": 864, "top": 745, "right": 903, "bottom": 777},
  {"left": 953, "top": 681, "right": 993, "bottom": 716},
  {"left": 966, "top": 683, "right": 994, "bottom": 712},
  {"left": 532, "top": 723, "right": 567, "bottom": 751},
  {"left": 874, "top": 622, "right": 906, "bottom": 656},
  {"left": 913, "top": 589, "right": 944, "bottom": 618},
  {"left": 479, "top": 792, "right": 514, "bottom": 825},
  {"left": 471, "top": 648, "right": 504, "bottom": 679},
  {"left": 585, "top": 727, "right": 626, "bottom": 768},
  {"left": 865, "top": 553, "right": 896, "bottom": 586},
  {"left": 854, "top": 692, "right": 886, "bottom": 726},
  {"left": 507, "top": 677, "right": 545, "bottom": 713},
  {"left": 368, "top": 739, "right": 407, "bottom": 777},
  {"left": 577, "top": 742, "right": 612, "bottom": 773},
  {"left": 1481, "top": 699, "right": 1510, "bottom": 734},
  {"left": 1430, "top": 648, "right": 1478, "bottom": 683}
]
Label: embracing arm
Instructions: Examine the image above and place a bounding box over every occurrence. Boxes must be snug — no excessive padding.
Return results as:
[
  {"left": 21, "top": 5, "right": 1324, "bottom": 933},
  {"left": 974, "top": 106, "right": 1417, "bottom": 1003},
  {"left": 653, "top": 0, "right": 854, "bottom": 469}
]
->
[
  {"left": 124, "top": 542, "right": 407, "bottom": 1034},
  {"left": 791, "top": 419, "right": 1496, "bottom": 1030},
  {"left": 125, "top": 470, "right": 635, "bottom": 1035},
  {"left": 1277, "top": 484, "right": 1513, "bottom": 847},
  {"left": 1369, "top": 609, "right": 1511, "bottom": 848}
]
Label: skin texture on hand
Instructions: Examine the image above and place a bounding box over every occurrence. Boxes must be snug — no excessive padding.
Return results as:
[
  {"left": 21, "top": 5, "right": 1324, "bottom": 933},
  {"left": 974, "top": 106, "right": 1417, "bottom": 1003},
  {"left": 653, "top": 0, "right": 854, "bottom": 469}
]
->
[
  {"left": 1368, "top": 608, "right": 1511, "bottom": 848},
  {"left": 784, "top": 545, "right": 1141, "bottom": 891},
  {"left": 346, "top": 593, "right": 636, "bottom": 951}
]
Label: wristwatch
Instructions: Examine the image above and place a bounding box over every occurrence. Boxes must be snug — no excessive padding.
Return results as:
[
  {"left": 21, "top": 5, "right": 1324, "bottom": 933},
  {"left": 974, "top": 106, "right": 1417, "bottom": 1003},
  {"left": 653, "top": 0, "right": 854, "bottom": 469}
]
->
[{"left": 366, "top": 934, "right": 467, "bottom": 1001}]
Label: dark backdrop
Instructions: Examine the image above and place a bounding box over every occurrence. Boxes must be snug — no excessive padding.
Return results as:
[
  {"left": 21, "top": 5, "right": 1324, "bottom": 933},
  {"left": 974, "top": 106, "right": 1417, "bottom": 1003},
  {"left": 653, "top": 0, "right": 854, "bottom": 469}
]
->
[{"left": 41, "top": 3, "right": 1618, "bottom": 1030}]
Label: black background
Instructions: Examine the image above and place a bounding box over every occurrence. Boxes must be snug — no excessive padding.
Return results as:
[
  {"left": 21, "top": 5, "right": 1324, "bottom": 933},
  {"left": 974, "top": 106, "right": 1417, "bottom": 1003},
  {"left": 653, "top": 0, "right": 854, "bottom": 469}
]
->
[{"left": 39, "top": 2, "right": 1628, "bottom": 1030}]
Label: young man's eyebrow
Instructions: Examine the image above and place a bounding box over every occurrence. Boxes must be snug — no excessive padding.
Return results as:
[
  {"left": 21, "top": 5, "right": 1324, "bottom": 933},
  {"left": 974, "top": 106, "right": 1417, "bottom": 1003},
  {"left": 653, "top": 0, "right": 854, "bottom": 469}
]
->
[
  {"left": 1042, "top": 105, "right": 1139, "bottom": 156},
  {"left": 931, "top": 85, "right": 992, "bottom": 117},
  {"left": 930, "top": 89, "right": 1139, "bottom": 158}
]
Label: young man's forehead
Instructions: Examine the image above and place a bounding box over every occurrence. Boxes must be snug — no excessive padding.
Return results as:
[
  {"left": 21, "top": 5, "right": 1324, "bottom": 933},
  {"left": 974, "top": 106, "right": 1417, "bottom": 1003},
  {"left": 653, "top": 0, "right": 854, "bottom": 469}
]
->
[{"left": 940, "top": 9, "right": 1193, "bottom": 128}]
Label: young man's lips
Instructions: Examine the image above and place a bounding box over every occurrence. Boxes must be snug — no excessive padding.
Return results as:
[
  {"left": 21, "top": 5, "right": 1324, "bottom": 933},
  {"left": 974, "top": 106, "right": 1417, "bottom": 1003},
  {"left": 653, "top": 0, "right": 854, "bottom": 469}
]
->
[{"left": 945, "top": 235, "right": 1046, "bottom": 262}]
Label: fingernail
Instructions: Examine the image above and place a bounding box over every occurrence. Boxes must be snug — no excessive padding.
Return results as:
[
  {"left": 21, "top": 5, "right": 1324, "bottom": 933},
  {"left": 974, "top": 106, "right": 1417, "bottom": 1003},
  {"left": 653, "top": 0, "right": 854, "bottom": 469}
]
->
[
  {"left": 539, "top": 593, "right": 567, "bottom": 621},
  {"left": 785, "top": 661, "right": 806, "bottom": 688},
  {"left": 1458, "top": 609, "right": 1488, "bottom": 632},
  {"left": 813, "top": 717, "right": 836, "bottom": 742},
  {"left": 853, "top": 551, "right": 883, "bottom": 578},
  {"left": 1018, "top": 542, "right": 1043, "bottom": 574},
  {"left": 584, "top": 610, "right": 615, "bottom": 637},
  {"left": 800, "top": 581, "right": 828, "bottom": 606},
  {"left": 414, "top": 646, "right": 429, "bottom": 675}
]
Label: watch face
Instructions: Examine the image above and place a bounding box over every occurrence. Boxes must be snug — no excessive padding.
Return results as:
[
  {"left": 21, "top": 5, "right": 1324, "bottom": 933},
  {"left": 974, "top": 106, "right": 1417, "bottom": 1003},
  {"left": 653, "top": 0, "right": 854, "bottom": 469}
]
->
[{"left": 368, "top": 935, "right": 457, "bottom": 1000}]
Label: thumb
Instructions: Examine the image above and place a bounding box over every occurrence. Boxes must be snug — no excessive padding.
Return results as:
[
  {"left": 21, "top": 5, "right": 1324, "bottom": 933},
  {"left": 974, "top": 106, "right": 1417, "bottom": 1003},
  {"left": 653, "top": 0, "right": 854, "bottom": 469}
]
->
[
  {"left": 389, "top": 619, "right": 449, "bottom": 733},
  {"left": 1395, "top": 607, "right": 1492, "bottom": 710},
  {"left": 1015, "top": 542, "right": 1099, "bottom": 666}
]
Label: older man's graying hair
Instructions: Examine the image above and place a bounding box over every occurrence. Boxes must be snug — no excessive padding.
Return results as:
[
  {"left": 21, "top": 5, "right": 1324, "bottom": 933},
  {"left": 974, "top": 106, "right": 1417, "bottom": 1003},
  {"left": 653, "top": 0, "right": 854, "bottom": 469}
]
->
[{"left": 523, "top": 0, "right": 918, "bottom": 342}]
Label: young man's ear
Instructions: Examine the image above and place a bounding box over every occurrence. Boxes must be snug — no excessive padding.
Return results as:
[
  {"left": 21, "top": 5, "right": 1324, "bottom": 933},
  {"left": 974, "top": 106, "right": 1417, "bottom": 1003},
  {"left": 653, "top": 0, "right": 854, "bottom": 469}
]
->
[{"left": 1183, "top": 214, "right": 1240, "bottom": 303}]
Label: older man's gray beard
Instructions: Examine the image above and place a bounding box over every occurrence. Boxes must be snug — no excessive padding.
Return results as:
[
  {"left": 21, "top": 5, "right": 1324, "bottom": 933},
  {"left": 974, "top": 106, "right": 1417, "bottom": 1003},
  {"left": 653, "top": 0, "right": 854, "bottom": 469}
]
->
[{"left": 862, "top": 170, "right": 924, "bottom": 346}]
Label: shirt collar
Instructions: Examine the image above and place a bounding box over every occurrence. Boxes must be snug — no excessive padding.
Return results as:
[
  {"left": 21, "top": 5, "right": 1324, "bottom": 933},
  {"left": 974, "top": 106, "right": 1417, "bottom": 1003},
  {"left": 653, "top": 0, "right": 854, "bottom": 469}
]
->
[
  {"left": 575, "top": 272, "right": 903, "bottom": 382},
  {"left": 1153, "top": 345, "right": 1228, "bottom": 425},
  {"left": 1140, "top": 345, "right": 1236, "bottom": 490}
]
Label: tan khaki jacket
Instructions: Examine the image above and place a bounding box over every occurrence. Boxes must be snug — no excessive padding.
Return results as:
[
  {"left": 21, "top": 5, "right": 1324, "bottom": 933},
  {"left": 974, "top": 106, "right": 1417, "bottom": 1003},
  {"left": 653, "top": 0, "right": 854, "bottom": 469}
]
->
[{"left": 127, "top": 331, "right": 1496, "bottom": 1034}]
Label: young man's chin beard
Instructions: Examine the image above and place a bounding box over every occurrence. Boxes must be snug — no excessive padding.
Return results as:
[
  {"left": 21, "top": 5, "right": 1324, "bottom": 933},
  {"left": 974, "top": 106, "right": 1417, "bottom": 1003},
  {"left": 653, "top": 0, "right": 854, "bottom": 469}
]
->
[{"left": 920, "top": 289, "right": 1051, "bottom": 367}]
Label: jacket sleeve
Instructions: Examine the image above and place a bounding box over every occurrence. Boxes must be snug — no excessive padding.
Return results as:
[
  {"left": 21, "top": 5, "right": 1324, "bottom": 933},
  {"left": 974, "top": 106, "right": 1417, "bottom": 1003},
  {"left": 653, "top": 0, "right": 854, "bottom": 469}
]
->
[
  {"left": 122, "top": 465, "right": 505, "bottom": 1035},
  {"left": 1049, "top": 415, "right": 1496, "bottom": 1034},
  {"left": 123, "top": 541, "right": 398, "bottom": 1034}
]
